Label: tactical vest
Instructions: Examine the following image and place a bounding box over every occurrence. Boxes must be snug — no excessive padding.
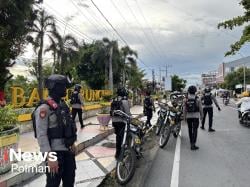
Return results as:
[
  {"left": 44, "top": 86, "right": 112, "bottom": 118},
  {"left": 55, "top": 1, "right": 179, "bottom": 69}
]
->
[{"left": 32, "top": 99, "right": 77, "bottom": 148}]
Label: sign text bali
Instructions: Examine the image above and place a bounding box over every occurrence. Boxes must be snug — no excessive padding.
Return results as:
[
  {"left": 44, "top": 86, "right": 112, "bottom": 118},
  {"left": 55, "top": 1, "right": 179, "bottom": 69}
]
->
[{"left": 10, "top": 87, "right": 112, "bottom": 108}]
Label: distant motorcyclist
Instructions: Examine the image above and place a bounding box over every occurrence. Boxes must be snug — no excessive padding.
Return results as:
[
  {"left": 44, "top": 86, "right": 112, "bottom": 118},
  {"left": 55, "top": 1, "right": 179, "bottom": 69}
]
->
[
  {"left": 222, "top": 90, "right": 230, "bottom": 104},
  {"left": 201, "top": 87, "right": 221, "bottom": 132}
]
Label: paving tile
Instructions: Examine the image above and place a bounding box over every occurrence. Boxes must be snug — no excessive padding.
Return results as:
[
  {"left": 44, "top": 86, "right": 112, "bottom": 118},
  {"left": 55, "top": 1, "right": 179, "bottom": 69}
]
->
[
  {"left": 75, "top": 160, "right": 105, "bottom": 182},
  {"left": 75, "top": 152, "right": 89, "bottom": 161},
  {"left": 97, "top": 157, "right": 115, "bottom": 168},
  {"left": 86, "top": 146, "right": 116, "bottom": 158}
]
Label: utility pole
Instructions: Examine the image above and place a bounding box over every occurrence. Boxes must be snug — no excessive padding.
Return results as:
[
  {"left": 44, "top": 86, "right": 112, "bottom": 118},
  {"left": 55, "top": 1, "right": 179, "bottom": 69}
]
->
[
  {"left": 152, "top": 69, "right": 155, "bottom": 92},
  {"left": 244, "top": 64, "right": 246, "bottom": 92},
  {"left": 165, "top": 64, "right": 172, "bottom": 90},
  {"left": 108, "top": 46, "right": 113, "bottom": 92},
  {"left": 159, "top": 68, "right": 162, "bottom": 91}
]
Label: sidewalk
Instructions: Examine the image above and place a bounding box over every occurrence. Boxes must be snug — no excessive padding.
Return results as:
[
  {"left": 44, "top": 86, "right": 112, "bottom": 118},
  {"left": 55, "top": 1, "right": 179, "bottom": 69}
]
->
[{"left": 0, "top": 105, "right": 143, "bottom": 187}]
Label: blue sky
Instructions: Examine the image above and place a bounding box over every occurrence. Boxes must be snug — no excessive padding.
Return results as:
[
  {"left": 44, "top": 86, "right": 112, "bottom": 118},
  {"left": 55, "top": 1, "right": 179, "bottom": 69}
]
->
[{"left": 10, "top": 0, "right": 248, "bottom": 85}]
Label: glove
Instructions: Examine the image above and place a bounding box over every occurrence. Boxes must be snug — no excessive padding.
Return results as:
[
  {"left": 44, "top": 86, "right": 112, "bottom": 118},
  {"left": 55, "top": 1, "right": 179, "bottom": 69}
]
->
[{"left": 218, "top": 107, "right": 221, "bottom": 111}]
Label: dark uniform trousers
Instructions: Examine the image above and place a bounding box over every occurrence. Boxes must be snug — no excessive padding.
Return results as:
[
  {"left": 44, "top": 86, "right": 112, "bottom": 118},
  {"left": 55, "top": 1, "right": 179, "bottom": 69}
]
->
[
  {"left": 187, "top": 118, "right": 199, "bottom": 145},
  {"left": 72, "top": 108, "right": 84, "bottom": 127},
  {"left": 145, "top": 109, "right": 153, "bottom": 126},
  {"left": 202, "top": 107, "right": 213, "bottom": 128},
  {"left": 113, "top": 122, "right": 125, "bottom": 158},
  {"left": 46, "top": 151, "right": 76, "bottom": 187}
]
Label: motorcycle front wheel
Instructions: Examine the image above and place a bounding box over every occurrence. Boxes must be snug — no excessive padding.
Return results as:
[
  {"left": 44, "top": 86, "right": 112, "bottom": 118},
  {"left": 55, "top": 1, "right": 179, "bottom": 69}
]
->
[
  {"left": 116, "top": 147, "right": 136, "bottom": 185},
  {"left": 155, "top": 118, "right": 163, "bottom": 136},
  {"left": 159, "top": 124, "right": 171, "bottom": 148},
  {"left": 173, "top": 123, "right": 181, "bottom": 138}
]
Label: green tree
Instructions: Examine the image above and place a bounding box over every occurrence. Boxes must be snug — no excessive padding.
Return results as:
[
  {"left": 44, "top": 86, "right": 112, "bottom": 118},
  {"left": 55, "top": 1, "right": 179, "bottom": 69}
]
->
[
  {"left": 27, "top": 10, "right": 57, "bottom": 99},
  {"left": 218, "top": 0, "right": 250, "bottom": 56},
  {"left": 0, "top": 0, "right": 41, "bottom": 93},
  {"left": 223, "top": 67, "right": 250, "bottom": 90},
  {"left": 171, "top": 75, "right": 187, "bottom": 92}
]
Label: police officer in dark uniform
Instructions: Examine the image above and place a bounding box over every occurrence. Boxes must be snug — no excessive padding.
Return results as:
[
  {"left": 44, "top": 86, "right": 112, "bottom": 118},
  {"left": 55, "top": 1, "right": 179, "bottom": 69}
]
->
[
  {"left": 34, "top": 74, "right": 77, "bottom": 187},
  {"left": 112, "top": 87, "right": 131, "bottom": 159},
  {"left": 143, "top": 91, "right": 155, "bottom": 127}
]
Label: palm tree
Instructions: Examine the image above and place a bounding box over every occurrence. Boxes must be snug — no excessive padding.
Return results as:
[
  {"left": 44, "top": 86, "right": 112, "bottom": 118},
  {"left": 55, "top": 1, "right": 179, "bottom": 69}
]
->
[
  {"left": 27, "top": 10, "right": 57, "bottom": 99},
  {"left": 120, "top": 46, "right": 138, "bottom": 86},
  {"left": 57, "top": 34, "right": 79, "bottom": 75},
  {"left": 102, "top": 38, "right": 119, "bottom": 91}
]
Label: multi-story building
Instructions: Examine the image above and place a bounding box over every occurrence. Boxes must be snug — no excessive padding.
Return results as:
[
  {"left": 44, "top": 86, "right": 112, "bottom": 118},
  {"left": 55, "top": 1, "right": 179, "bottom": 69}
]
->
[
  {"left": 216, "top": 56, "right": 250, "bottom": 84},
  {"left": 201, "top": 71, "right": 217, "bottom": 88}
]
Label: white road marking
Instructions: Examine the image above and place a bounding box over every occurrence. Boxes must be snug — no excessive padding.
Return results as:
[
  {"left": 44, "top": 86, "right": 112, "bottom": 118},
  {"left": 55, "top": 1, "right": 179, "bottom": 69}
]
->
[{"left": 170, "top": 130, "right": 181, "bottom": 187}]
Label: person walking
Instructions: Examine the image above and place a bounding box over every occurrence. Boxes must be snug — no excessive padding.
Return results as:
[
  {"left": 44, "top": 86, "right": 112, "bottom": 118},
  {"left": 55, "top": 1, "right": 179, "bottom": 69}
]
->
[
  {"left": 33, "top": 74, "right": 77, "bottom": 187},
  {"left": 183, "top": 85, "right": 203, "bottom": 150},
  {"left": 111, "top": 87, "right": 131, "bottom": 159},
  {"left": 143, "top": 91, "right": 155, "bottom": 127},
  {"left": 71, "top": 84, "right": 85, "bottom": 129},
  {"left": 201, "top": 87, "right": 221, "bottom": 132}
]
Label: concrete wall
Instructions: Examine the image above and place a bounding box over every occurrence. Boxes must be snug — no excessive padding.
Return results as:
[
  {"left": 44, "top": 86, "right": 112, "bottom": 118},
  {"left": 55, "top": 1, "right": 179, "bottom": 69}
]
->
[{"left": 18, "top": 106, "right": 110, "bottom": 134}]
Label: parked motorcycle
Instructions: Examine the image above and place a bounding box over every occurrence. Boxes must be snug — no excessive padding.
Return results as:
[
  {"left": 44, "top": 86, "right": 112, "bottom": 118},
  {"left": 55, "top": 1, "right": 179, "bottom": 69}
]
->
[
  {"left": 159, "top": 103, "right": 182, "bottom": 148},
  {"left": 238, "top": 101, "right": 250, "bottom": 126},
  {"left": 113, "top": 110, "right": 144, "bottom": 185},
  {"left": 155, "top": 103, "right": 168, "bottom": 135}
]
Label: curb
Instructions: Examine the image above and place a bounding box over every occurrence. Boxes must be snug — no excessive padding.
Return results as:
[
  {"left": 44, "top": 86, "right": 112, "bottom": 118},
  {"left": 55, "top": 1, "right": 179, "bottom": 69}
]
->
[{"left": 0, "top": 128, "right": 114, "bottom": 187}]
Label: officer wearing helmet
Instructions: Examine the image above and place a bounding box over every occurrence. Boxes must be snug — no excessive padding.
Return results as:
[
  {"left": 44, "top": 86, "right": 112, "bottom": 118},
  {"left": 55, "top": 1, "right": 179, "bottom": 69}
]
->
[
  {"left": 201, "top": 87, "right": 221, "bottom": 132},
  {"left": 34, "top": 74, "right": 77, "bottom": 187},
  {"left": 143, "top": 90, "right": 156, "bottom": 127},
  {"left": 111, "top": 87, "right": 131, "bottom": 159},
  {"left": 71, "top": 84, "right": 85, "bottom": 129},
  {"left": 183, "top": 85, "right": 203, "bottom": 150}
]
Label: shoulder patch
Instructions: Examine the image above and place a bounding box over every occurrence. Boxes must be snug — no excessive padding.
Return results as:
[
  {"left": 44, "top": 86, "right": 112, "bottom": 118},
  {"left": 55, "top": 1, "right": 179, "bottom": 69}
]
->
[{"left": 39, "top": 107, "right": 47, "bottom": 119}]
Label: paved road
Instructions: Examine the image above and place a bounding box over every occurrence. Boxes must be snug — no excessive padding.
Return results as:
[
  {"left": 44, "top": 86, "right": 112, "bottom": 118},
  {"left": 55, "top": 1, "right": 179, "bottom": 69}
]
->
[{"left": 145, "top": 99, "right": 250, "bottom": 187}]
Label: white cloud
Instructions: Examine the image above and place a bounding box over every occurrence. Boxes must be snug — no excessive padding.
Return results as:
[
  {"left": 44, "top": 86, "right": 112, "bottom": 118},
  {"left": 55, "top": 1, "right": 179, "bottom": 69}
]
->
[{"left": 18, "top": 0, "right": 247, "bottom": 81}]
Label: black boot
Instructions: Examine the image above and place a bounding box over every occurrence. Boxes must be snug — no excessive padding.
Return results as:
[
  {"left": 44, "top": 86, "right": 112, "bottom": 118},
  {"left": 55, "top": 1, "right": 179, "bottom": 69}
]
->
[
  {"left": 208, "top": 128, "right": 215, "bottom": 132},
  {"left": 200, "top": 125, "right": 205, "bottom": 130}
]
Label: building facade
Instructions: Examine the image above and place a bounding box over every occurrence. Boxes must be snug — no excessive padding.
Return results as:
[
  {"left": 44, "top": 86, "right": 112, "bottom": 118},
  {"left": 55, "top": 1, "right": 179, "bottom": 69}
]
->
[
  {"left": 201, "top": 71, "right": 217, "bottom": 88},
  {"left": 216, "top": 56, "right": 250, "bottom": 84}
]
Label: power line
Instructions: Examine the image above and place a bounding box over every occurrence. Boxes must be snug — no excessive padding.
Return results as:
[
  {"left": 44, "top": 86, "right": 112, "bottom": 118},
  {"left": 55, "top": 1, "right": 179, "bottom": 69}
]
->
[
  {"left": 109, "top": 0, "right": 162, "bottom": 68},
  {"left": 124, "top": 0, "right": 164, "bottom": 63},
  {"left": 134, "top": 0, "right": 168, "bottom": 61},
  {"left": 90, "top": 0, "right": 129, "bottom": 46},
  {"left": 69, "top": 0, "right": 111, "bottom": 38},
  {"left": 44, "top": 3, "right": 94, "bottom": 42}
]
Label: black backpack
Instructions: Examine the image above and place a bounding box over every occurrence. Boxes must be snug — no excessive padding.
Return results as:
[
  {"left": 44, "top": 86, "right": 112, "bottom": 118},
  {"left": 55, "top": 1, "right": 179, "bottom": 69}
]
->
[
  {"left": 186, "top": 96, "right": 199, "bottom": 113},
  {"left": 144, "top": 97, "right": 152, "bottom": 110},
  {"left": 110, "top": 97, "right": 123, "bottom": 116},
  {"left": 70, "top": 92, "right": 80, "bottom": 104},
  {"left": 202, "top": 93, "right": 213, "bottom": 105}
]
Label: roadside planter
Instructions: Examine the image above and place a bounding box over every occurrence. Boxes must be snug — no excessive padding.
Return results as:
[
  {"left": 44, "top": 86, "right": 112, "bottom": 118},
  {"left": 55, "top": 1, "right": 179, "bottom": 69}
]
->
[
  {"left": 0, "top": 106, "right": 19, "bottom": 175},
  {"left": 97, "top": 105, "right": 111, "bottom": 131}
]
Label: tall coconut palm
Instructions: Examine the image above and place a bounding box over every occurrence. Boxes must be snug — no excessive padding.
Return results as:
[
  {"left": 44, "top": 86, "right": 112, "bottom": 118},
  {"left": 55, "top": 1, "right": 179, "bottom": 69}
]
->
[
  {"left": 121, "top": 46, "right": 138, "bottom": 86},
  {"left": 27, "top": 10, "right": 57, "bottom": 99},
  {"left": 57, "top": 34, "right": 79, "bottom": 75}
]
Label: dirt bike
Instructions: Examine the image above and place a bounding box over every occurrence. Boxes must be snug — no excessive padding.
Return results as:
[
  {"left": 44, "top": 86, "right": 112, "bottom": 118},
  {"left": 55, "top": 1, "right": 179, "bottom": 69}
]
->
[
  {"left": 113, "top": 110, "right": 145, "bottom": 185},
  {"left": 159, "top": 105, "right": 182, "bottom": 148},
  {"left": 155, "top": 103, "right": 168, "bottom": 135}
]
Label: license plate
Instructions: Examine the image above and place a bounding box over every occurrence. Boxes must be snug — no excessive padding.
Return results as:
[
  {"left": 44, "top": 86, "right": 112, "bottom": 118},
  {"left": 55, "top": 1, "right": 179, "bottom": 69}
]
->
[{"left": 135, "top": 138, "right": 141, "bottom": 144}]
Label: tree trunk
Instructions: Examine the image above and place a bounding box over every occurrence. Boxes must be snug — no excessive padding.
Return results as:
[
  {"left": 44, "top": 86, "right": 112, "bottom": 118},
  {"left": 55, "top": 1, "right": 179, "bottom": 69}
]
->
[{"left": 38, "top": 33, "right": 44, "bottom": 100}]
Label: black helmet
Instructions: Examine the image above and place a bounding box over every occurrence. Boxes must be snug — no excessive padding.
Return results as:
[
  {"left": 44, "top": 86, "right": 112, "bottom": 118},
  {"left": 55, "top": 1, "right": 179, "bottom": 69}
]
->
[
  {"left": 74, "top": 84, "right": 82, "bottom": 92},
  {"left": 204, "top": 87, "right": 211, "bottom": 93},
  {"left": 117, "top": 87, "right": 128, "bottom": 97},
  {"left": 45, "top": 74, "right": 71, "bottom": 90},
  {"left": 188, "top": 85, "right": 197, "bottom": 94}
]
